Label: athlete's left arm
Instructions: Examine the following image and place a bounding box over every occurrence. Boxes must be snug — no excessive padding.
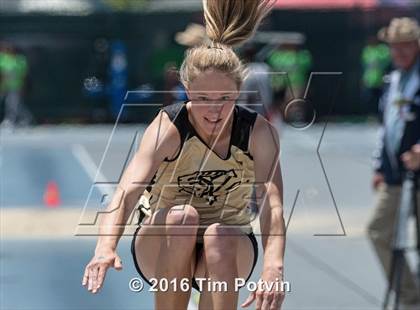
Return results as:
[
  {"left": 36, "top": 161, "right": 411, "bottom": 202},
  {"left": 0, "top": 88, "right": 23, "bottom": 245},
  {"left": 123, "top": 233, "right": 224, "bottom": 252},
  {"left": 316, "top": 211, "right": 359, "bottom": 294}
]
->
[{"left": 242, "top": 114, "right": 286, "bottom": 308}]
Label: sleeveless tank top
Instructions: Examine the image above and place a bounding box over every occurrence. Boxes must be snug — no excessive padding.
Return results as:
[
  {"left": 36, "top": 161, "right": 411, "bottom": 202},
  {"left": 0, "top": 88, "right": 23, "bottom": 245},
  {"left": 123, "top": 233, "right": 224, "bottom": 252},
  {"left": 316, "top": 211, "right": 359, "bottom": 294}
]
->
[{"left": 142, "top": 101, "right": 258, "bottom": 241}]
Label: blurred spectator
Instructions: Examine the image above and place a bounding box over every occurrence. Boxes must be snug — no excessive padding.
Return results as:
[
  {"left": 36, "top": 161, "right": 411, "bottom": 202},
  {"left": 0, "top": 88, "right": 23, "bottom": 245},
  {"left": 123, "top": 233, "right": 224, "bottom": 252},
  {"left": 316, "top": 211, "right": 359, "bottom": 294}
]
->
[
  {"left": 0, "top": 42, "right": 33, "bottom": 129},
  {"left": 175, "top": 23, "right": 208, "bottom": 47},
  {"left": 266, "top": 42, "right": 312, "bottom": 116},
  {"left": 367, "top": 17, "right": 420, "bottom": 308},
  {"left": 361, "top": 35, "right": 391, "bottom": 114},
  {"left": 159, "top": 23, "right": 210, "bottom": 107},
  {"left": 162, "top": 62, "right": 187, "bottom": 106},
  {"left": 83, "top": 39, "right": 128, "bottom": 121},
  {"left": 109, "top": 40, "right": 128, "bottom": 120},
  {"left": 146, "top": 30, "right": 184, "bottom": 106},
  {"left": 239, "top": 43, "right": 273, "bottom": 117},
  {"left": 149, "top": 30, "right": 184, "bottom": 89},
  {"left": 83, "top": 38, "right": 109, "bottom": 122}
]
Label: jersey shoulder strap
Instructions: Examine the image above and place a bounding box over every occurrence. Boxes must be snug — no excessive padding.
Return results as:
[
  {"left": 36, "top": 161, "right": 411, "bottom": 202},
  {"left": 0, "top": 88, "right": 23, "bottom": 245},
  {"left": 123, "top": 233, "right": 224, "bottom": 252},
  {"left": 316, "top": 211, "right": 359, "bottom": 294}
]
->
[
  {"left": 161, "top": 101, "right": 190, "bottom": 143},
  {"left": 231, "top": 105, "right": 258, "bottom": 155}
]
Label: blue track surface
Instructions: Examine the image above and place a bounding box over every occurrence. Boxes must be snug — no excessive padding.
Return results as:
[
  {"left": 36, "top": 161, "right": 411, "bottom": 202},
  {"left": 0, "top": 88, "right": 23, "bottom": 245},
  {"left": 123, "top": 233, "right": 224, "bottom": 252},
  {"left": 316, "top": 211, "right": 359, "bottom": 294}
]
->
[{"left": 1, "top": 145, "right": 102, "bottom": 207}]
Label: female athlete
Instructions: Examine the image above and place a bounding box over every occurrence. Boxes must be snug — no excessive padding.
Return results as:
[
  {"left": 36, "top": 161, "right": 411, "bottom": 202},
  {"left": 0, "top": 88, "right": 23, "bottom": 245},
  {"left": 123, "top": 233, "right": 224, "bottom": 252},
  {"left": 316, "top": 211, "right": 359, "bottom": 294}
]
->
[{"left": 82, "top": 1, "right": 286, "bottom": 309}]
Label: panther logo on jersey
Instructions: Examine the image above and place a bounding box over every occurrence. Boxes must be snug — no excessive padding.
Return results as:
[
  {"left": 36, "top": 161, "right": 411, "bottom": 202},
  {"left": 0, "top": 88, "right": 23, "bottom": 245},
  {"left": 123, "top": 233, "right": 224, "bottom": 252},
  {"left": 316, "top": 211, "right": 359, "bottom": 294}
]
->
[{"left": 177, "top": 169, "right": 241, "bottom": 205}]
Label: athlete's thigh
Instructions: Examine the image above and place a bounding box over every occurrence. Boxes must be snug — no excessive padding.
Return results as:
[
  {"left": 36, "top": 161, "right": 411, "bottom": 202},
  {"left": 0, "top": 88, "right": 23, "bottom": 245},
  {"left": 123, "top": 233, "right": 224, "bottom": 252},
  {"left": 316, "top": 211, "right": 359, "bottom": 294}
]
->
[
  {"left": 134, "top": 207, "right": 197, "bottom": 280},
  {"left": 193, "top": 228, "right": 255, "bottom": 281}
]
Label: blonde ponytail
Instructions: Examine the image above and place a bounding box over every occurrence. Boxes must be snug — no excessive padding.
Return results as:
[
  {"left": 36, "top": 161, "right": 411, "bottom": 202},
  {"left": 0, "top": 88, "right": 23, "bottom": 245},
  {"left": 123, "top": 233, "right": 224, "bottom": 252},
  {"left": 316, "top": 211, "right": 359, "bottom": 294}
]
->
[
  {"left": 203, "top": 0, "right": 273, "bottom": 47},
  {"left": 180, "top": 0, "right": 273, "bottom": 88}
]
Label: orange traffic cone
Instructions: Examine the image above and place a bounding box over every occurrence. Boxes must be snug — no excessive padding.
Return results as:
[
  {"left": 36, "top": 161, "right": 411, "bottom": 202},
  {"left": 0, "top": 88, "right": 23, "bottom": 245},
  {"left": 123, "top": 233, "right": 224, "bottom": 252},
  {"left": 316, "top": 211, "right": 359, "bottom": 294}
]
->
[{"left": 43, "top": 181, "right": 61, "bottom": 208}]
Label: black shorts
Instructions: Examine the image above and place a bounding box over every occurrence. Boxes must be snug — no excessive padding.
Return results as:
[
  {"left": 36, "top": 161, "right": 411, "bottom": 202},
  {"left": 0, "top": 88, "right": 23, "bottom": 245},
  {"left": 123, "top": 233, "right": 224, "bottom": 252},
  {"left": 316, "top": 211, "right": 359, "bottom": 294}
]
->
[{"left": 130, "top": 225, "right": 259, "bottom": 292}]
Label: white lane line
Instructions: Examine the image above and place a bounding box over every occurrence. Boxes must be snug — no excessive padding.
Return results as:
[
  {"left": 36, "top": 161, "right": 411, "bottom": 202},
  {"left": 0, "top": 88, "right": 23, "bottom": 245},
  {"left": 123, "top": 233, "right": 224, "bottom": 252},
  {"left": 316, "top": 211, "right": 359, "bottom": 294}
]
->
[
  {"left": 72, "top": 143, "right": 111, "bottom": 196},
  {"left": 72, "top": 143, "right": 114, "bottom": 237}
]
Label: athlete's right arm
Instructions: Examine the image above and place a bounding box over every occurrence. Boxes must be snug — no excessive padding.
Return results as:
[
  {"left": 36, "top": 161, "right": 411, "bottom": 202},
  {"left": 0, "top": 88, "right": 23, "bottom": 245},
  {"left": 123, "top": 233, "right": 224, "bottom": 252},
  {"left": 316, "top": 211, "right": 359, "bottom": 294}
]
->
[{"left": 82, "top": 110, "right": 180, "bottom": 293}]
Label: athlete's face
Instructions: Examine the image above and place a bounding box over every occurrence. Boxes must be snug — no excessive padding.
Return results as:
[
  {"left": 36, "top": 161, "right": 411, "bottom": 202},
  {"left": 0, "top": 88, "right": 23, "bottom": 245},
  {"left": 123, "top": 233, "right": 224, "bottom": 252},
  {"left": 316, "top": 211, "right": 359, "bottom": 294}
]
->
[{"left": 186, "top": 69, "right": 239, "bottom": 137}]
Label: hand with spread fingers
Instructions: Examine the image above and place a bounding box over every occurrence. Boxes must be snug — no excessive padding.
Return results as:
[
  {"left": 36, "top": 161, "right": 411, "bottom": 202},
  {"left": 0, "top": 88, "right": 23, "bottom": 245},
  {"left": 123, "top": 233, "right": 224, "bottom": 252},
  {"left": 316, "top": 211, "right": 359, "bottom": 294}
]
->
[
  {"left": 82, "top": 249, "right": 123, "bottom": 294},
  {"left": 401, "top": 144, "right": 420, "bottom": 171},
  {"left": 241, "top": 267, "right": 285, "bottom": 310}
]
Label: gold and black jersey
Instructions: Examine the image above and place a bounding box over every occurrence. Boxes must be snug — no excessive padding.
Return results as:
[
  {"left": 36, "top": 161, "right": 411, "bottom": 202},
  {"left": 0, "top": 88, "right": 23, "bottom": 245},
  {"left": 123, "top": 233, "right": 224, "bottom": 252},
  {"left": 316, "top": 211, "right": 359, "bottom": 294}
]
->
[{"left": 140, "top": 101, "right": 258, "bottom": 241}]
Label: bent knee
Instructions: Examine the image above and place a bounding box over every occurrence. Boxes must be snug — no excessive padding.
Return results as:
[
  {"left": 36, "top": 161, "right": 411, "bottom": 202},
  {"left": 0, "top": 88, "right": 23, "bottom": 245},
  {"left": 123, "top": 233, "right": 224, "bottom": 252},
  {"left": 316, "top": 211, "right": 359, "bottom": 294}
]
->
[
  {"left": 166, "top": 204, "right": 200, "bottom": 226},
  {"left": 203, "top": 224, "right": 239, "bottom": 264},
  {"left": 163, "top": 205, "right": 199, "bottom": 242}
]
